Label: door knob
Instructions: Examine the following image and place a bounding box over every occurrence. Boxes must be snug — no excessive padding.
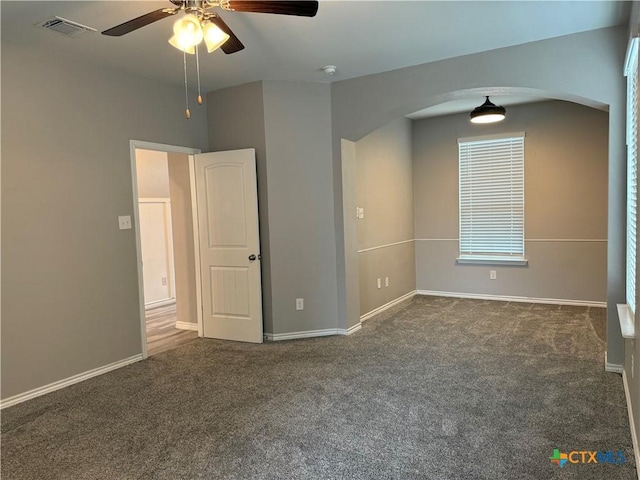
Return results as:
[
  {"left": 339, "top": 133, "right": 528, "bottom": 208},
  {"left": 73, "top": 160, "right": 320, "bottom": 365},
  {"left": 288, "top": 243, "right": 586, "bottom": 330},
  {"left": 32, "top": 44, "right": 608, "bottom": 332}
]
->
[{"left": 248, "top": 254, "right": 257, "bottom": 261}]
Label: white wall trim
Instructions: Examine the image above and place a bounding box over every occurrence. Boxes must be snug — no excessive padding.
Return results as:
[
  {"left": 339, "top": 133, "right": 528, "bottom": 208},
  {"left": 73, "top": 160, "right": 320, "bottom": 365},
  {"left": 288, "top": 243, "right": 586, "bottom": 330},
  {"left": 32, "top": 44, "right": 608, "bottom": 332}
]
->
[
  {"left": 188, "top": 155, "right": 204, "bottom": 338},
  {"left": 265, "top": 329, "right": 341, "bottom": 341},
  {"left": 175, "top": 321, "right": 198, "bottom": 331},
  {"left": 416, "top": 290, "right": 606, "bottom": 308},
  {"left": 1, "top": 354, "right": 144, "bottom": 409},
  {"left": 414, "top": 238, "right": 607, "bottom": 243},
  {"left": 617, "top": 304, "right": 637, "bottom": 339},
  {"left": 605, "top": 362, "right": 624, "bottom": 374},
  {"left": 605, "top": 352, "right": 625, "bottom": 373},
  {"left": 623, "top": 369, "right": 640, "bottom": 479},
  {"left": 357, "top": 239, "right": 414, "bottom": 254},
  {"left": 265, "top": 326, "right": 360, "bottom": 341},
  {"left": 145, "top": 298, "right": 176, "bottom": 310},
  {"left": 361, "top": 290, "right": 417, "bottom": 322},
  {"left": 415, "top": 238, "right": 458, "bottom": 242},
  {"left": 525, "top": 238, "right": 607, "bottom": 243},
  {"left": 345, "top": 323, "right": 362, "bottom": 335}
]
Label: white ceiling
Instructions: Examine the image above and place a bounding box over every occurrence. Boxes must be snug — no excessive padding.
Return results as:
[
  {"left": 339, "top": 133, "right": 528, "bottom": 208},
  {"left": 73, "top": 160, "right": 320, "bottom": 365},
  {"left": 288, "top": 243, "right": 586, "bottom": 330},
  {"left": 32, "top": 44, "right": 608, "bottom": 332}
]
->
[{"left": 1, "top": 1, "right": 631, "bottom": 116}]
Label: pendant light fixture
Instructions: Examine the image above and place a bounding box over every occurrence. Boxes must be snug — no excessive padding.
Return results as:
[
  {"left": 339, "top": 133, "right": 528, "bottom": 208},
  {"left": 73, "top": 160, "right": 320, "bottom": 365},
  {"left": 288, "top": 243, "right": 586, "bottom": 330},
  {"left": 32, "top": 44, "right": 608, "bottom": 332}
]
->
[{"left": 470, "top": 96, "right": 506, "bottom": 124}]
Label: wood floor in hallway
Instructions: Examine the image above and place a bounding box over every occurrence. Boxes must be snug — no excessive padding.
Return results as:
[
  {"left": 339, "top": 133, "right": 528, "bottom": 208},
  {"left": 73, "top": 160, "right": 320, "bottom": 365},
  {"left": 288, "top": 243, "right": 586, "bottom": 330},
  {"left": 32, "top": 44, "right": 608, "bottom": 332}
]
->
[{"left": 146, "top": 304, "right": 198, "bottom": 356}]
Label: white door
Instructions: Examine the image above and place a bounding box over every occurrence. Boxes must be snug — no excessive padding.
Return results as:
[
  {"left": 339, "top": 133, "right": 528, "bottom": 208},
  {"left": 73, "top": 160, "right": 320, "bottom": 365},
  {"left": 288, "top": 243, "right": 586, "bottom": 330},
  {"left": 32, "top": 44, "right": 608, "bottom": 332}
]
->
[{"left": 195, "top": 149, "right": 263, "bottom": 343}]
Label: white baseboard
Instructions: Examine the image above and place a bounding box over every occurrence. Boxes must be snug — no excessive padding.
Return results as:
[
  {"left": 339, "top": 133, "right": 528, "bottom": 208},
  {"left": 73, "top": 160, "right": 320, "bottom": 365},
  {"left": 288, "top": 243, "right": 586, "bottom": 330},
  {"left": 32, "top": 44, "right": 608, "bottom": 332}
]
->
[
  {"left": 175, "top": 321, "right": 198, "bottom": 331},
  {"left": 145, "top": 299, "right": 176, "bottom": 310},
  {"left": 265, "top": 323, "right": 361, "bottom": 341},
  {"left": 1, "top": 354, "right": 144, "bottom": 409},
  {"left": 605, "top": 352, "right": 624, "bottom": 373},
  {"left": 416, "top": 290, "right": 606, "bottom": 308},
  {"left": 360, "top": 290, "right": 417, "bottom": 322},
  {"left": 623, "top": 370, "right": 640, "bottom": 479},
  {"left": 345, "top": 323, "right": 362, "bottom": 335}
]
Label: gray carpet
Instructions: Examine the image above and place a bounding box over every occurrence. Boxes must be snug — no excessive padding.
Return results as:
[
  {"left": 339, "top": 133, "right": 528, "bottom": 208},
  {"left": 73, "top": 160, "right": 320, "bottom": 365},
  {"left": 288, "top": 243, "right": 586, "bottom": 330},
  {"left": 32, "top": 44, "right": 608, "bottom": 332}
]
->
[{"left": 1, "top": 296, "right": 636, "bottom": 479}]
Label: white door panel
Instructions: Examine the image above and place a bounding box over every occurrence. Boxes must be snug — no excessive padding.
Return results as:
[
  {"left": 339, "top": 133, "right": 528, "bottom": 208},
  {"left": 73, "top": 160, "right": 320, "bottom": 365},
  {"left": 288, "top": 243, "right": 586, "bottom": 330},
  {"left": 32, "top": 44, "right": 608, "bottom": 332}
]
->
[{"left": 195, "top": 149, "right": 263, "bottom": 343}]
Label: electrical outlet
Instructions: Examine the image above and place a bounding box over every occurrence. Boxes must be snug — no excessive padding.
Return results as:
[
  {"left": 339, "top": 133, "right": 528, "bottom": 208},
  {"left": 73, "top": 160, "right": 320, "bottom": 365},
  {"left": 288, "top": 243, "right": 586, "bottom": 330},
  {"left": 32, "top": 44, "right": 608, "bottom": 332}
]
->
[
  {"left": 490, "top": 270, "right": 497, "bottom": 280},
  {"left": 161, "top": 277, "right": 167, "bottom": 286},
  {"left": 385, "top": 277, "right": 389, "bottom": 287},
  {"left": 377, "top": 278, "right": 381, "bottom": 289},
  {"left": 118, "top": 215, "right": 132, "bottom": 230},
  {"left": 296, "top": 298, "right": 304, "bottom": 310}
]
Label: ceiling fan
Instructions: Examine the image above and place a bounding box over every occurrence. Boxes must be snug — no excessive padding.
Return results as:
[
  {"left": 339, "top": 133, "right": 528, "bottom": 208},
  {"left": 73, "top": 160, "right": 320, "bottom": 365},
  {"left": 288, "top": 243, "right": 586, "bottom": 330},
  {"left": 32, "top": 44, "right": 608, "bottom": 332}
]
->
[
  {"left": 102, "top": 1, "right": 319, "bottom": 54},
  {"left": 103, "top": 1, "right": 319, "bottom": 118}
]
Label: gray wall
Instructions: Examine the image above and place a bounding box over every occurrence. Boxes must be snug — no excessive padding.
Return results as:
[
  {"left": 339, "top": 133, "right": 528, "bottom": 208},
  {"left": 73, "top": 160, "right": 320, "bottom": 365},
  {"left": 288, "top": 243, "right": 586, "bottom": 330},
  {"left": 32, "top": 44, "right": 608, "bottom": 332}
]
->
[
  {"left": 1, "top": 41, "right": 208, "bottom": 400},
  {"left": 331, "top": 26, "right": 627, "bottom": 365},
  {"left": 207, "top": 81, "right": 338, "bottom": 335},
  {"left": 167, "top": 153, "right": 198, "bottom": 326},
  {"left": 261, "top": 81, "right": 337, "bottom": 335},
  {"left": 355, "top": 118, "right": 416, "bottom": 315},
  {"left": 413, "top": 101, "right": 608, "bottom": 302}
]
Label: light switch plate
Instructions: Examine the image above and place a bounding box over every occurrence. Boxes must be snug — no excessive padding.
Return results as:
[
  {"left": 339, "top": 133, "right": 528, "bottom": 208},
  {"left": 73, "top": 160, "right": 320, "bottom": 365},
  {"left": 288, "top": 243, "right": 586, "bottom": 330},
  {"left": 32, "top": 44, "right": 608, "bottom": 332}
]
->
[{"left": 118, "top": 215, "right": 132, "bottom": 230}]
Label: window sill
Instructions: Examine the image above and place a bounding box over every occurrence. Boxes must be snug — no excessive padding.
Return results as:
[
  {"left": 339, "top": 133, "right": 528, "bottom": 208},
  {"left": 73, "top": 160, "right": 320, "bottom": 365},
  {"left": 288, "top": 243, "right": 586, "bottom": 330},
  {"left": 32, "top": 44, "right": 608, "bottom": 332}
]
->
[
  {"left": 456, "top": 256, "right": 528, "bottom": 266},
  {"left": 616, "top": 304, "right": 636, "bottom": 339}
]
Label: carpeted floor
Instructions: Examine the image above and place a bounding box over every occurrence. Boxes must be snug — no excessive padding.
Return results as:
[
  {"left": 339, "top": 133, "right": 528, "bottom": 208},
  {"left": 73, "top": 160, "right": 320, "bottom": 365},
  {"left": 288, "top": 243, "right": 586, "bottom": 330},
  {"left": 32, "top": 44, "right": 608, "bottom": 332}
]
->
[{"left": 1, "top": 296, "right": 636, "bottom": 479}]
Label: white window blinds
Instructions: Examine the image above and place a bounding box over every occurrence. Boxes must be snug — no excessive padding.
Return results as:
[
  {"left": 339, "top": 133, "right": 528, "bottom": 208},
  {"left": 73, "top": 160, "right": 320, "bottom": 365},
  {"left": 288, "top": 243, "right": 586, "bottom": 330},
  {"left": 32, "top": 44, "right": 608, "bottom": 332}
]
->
[
  {"left": 626, "top": 38, "right": 639, "bottom": 314},
  {"left": 458, "top": 133, "right": 525, "bottom": 260}
]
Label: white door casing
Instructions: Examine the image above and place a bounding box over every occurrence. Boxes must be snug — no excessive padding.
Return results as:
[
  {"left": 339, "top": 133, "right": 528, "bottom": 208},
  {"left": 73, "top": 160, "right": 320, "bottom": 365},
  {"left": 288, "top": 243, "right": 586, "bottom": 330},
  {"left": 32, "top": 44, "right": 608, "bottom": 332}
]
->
[{"left": 195, "top": 149, "right": 263, "bottom": 343}]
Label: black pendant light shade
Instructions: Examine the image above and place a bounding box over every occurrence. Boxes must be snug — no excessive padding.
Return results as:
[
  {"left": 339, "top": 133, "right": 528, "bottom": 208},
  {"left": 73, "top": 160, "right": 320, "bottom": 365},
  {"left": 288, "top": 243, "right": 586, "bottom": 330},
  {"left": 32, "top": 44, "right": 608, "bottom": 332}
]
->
[{"left": 470, "top": 96, "right": 506, "bottom": 124}]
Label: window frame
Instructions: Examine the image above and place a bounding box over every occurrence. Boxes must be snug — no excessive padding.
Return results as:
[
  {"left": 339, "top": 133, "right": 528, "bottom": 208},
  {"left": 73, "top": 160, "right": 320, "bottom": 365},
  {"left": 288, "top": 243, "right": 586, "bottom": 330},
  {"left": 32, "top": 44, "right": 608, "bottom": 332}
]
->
[
  {"left": 457, "top": 132, "right": 527, "bottom": 266},
  {"left": 620, "top": 36, "right": 639, "bottom": 334}
]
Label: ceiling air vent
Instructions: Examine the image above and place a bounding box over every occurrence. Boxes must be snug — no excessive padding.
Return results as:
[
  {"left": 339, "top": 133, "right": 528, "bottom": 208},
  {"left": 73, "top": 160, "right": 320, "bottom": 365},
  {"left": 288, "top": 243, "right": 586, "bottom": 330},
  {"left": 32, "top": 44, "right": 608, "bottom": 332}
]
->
[{"left": 36, "top": 17, "right": 96, "bottom": 37}]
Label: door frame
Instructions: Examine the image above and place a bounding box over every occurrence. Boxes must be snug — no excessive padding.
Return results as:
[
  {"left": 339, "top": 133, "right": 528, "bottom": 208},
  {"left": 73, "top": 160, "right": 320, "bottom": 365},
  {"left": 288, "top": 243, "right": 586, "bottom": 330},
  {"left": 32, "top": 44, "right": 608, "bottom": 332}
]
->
[{"left": 130, "top": 140, "right": 202, "bottom": 359}]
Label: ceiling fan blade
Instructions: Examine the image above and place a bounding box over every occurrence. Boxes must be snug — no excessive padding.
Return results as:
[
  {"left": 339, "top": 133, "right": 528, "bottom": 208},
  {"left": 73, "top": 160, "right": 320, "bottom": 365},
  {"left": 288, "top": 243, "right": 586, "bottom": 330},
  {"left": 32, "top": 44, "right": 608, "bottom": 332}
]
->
[
  {"left": 102, "top": 8, "right": 178, "bottom": 37},
  {"left": 222, "top": 1, "right": 319, "bottom": 17},
  {"left": 209, "top": 15, "right": 245, "bottom": 54}
]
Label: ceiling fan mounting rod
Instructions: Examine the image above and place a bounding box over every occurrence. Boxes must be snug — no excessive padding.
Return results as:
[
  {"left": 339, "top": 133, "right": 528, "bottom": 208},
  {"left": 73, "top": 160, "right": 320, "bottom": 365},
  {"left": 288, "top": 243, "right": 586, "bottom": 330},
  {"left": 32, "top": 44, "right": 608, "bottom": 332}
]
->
[{"left": 170, "top": 0, "right": 222, "bottom": 16}]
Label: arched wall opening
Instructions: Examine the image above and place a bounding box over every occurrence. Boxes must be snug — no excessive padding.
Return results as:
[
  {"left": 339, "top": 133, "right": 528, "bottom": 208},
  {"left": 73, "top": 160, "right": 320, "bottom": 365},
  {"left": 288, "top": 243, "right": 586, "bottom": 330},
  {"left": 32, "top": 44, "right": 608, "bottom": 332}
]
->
[
  {"left": 347, "top": 94, "right": 609, "bottom": 325},
  {"left": 331, "top": 26, "right": 627, "bottom": 367}
]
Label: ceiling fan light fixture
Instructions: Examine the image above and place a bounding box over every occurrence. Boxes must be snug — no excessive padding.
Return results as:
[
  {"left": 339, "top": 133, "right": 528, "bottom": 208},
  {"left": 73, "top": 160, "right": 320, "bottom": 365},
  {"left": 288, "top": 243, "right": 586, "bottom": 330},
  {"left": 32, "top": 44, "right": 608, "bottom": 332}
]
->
[
  {"left": 202, "top": 21, "right": 230, "bottom": 53},
  {"left": 169, "top": 14, "right": 203, "bottom": 53},
  {"left": 470, "top": 96, "right": 506, "bottom": 124},
  {"left": 168, "top": 34, "right": 196, "bottom": 54}
]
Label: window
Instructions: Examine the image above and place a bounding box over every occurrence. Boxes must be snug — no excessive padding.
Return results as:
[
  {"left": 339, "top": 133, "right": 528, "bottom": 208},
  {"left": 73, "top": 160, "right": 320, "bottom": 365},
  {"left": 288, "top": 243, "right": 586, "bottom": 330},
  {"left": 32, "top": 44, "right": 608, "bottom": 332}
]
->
[
  {"left": 458, "top": 132, "right": 526, "bottom": 265},
  {"left": 626, "top": 38, "right": 639, "bottom": 314}
]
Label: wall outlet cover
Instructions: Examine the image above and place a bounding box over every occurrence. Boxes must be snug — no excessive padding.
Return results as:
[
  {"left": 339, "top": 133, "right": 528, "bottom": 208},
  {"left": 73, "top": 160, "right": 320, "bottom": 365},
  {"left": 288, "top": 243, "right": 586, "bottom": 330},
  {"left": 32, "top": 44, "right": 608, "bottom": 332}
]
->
[{"left": 118, "top": 215, "right": 132, "bottom": 230}]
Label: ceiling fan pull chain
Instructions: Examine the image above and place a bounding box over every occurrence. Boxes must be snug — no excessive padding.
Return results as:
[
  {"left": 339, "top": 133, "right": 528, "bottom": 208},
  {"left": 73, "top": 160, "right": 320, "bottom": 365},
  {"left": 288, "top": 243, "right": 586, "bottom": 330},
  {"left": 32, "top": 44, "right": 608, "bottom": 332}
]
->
[
  {"left": 183, "top": 50, "right": 191, "bottom": 119},
  {"left": 195, "top": 44, "right": 203, "bottom": 105}
]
